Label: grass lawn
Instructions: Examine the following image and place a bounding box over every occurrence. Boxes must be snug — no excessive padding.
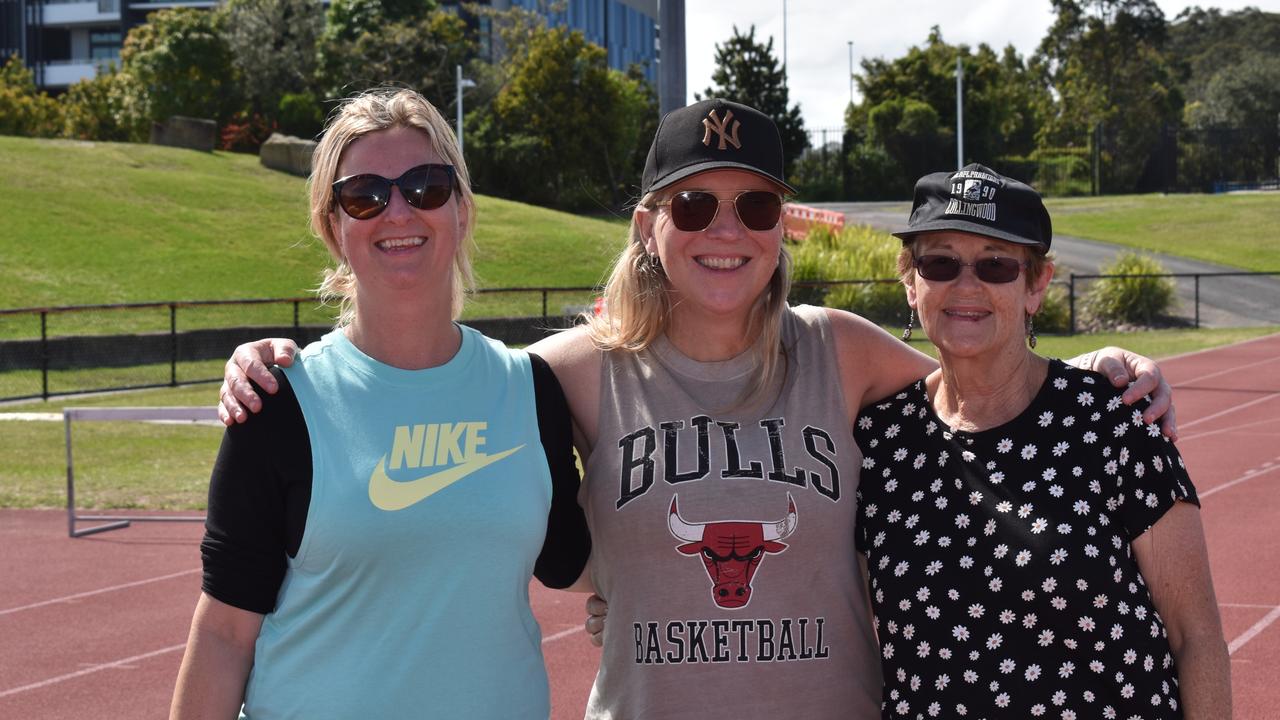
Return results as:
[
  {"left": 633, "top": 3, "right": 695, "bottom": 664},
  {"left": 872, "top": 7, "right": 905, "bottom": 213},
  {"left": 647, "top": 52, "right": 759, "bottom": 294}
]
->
[
  {"left": 0, "top": 136, "right": 625, "bottom": 312},
  {"left": 1045, "top": 193, "right": 1280, "bottom": 272},
  {"left": 2, "top": 327, "right": 1274, "bottom": 510}
]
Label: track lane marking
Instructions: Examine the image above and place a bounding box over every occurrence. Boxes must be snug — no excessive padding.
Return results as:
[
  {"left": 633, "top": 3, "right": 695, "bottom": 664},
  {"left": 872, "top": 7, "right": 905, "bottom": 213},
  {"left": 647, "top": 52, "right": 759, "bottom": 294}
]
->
[
  {"left": 1228, "top": 606, "right": 1280, "bottom": 656},
  {"left": 0, "top": 568, "right": 199, "bottom": 617},
  {"left": 1178, "top": 392, "right": 1280, "bottom": 431},
  {"left": 1172, "top": 356, "right": 1280, "bottom": 388},
  {"left": 1199, "top": 464, "right": 1280, "bottom": 500},
  {"left": 0, "top": 643, "right": 186, "bottom": 699},
  {"left": 1180, "top": 417, "right": 1280, "bottom": 443},
  {"left": 542, "top": 626, "right": 583, "bottom": 644}
]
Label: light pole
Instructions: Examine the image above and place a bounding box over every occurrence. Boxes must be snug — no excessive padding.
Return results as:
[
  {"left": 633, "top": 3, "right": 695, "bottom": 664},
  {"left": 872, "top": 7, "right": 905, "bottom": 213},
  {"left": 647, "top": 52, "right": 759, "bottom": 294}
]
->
[
  {"left": 848, "top": 40, "right": 854, "bottom": 107},
  {"left": 782, "top": 0, "right": 788, "bottom": 86},
  {"left": 955, "top": 55, "right": 964, "bottom": 170},
  {"left": 455, "top": 64, "right": 477, "bottom": 155}
]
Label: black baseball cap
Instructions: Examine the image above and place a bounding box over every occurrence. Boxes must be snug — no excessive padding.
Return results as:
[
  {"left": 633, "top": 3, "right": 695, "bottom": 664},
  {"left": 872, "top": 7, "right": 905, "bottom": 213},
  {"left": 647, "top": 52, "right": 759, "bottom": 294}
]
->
[
  {"left": 641, "top": 98, "right": 796, "bottom": 195},
  {"left": 893, "top": 163, "right": 1052, "bottom": 250}
]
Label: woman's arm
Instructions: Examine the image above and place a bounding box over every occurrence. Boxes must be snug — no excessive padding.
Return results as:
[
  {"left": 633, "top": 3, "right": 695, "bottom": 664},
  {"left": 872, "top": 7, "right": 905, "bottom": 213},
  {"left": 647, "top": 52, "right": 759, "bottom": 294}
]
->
[
  {"left": 1131, "top": 501, "right": 1231, "bottom": 719},
  {"left": 169, "top": 593, "right": 264, "bottom": 719},
  {"left": 824, "top": 309, "right": 1177, "bottom": 435}
]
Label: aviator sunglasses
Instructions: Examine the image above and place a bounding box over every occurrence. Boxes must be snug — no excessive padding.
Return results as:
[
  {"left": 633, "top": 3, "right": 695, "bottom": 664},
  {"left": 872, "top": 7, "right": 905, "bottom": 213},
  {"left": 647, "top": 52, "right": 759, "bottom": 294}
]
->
[
  {"left": 331, "top": 163, "right": 457, "bottom": 220},
  {"left": 913, "top": 254, "right": 1028, "bottom": 284},
  {"left": 656, "top": 190, "right": 784, "bottom": 232}
]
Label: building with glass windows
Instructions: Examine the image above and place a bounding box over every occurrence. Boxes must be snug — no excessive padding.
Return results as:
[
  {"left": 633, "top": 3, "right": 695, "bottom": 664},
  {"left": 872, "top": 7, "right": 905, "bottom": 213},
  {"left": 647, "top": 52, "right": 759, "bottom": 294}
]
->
[{"left": 2, "top": 0, "right": 683, "bottom": 111}]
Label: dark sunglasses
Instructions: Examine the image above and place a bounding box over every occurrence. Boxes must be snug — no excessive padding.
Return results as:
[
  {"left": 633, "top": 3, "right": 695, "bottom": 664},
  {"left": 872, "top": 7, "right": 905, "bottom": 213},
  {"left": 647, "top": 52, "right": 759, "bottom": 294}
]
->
[
  {"left": 656, "top": 190, "right": 784, "bottom": 232},
  {"left": 331, "top": 163, "right": 457, "bottom": 219},
  {"left": 913, "top": 254, "right": 1027, "bottom": 284}
]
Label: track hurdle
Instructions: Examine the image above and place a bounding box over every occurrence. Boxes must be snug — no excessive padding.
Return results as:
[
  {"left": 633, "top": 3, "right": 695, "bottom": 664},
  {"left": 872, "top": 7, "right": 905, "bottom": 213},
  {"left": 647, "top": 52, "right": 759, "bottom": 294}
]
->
[{"left": 64, "top": 406, "right": 218, "bottom": 538}]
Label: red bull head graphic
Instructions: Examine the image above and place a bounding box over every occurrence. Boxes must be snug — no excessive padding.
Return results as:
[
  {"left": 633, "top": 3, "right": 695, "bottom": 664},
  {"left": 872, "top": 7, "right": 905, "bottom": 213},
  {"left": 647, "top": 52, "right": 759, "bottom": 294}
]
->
[{"left": 668, "top": 494, "right": 798, "bottom": 609}]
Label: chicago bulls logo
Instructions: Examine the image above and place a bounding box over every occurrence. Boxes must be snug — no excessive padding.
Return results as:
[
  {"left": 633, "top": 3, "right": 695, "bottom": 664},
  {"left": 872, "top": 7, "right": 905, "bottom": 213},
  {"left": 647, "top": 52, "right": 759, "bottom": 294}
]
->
[
  {"left": 701, "top": 109, "right": 742, "bottom": 150},
  {"left": 668, "top": 494, "right": 797, "bottom": 609}
]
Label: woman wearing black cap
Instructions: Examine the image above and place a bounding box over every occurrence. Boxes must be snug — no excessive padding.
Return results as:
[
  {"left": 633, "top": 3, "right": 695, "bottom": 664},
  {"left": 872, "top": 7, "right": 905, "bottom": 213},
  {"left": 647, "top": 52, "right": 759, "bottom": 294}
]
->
[
  {"left": 217, "top": 101, "right": 1178, "bottom": 718},
  {"left": 851, "top": 164, "right": 1230, "bottom": 718}
]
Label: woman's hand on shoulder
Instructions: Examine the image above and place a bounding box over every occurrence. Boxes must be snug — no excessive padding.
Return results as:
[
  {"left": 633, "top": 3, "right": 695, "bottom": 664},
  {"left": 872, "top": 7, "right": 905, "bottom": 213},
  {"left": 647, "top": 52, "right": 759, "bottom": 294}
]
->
[
  {"left": 1071, "top": 346, "right": 1176, "bottom": 440},
  {"left": 824, "top": 308, "right": 938, "bottom": 420},
  {"left": 219, "top": 339, "right": 300, "bottom": 427}
]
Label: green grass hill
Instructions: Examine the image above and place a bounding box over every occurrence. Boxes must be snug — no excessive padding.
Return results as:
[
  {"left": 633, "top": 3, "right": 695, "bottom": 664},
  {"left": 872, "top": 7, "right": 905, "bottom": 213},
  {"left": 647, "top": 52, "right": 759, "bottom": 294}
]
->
[
  {"left": 1046, "top": 193, "right": 1280, "bottom": 271},
  {"left": 0, "top": 136, "right": 626, "bottom": 311}
]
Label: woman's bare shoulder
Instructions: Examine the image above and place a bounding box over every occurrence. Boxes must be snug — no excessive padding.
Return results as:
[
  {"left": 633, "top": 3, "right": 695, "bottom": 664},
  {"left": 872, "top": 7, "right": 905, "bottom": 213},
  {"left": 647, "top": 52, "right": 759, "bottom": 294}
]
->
[{"left": 527, "top": 326, "right": 601, "bottom": 380}]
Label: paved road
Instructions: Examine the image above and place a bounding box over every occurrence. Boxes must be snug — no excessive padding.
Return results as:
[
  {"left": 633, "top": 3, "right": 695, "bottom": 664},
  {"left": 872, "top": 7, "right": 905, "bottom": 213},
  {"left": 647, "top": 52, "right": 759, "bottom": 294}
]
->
[{"left": 814, "top": 201, "right": 1280, "bottom": 328}]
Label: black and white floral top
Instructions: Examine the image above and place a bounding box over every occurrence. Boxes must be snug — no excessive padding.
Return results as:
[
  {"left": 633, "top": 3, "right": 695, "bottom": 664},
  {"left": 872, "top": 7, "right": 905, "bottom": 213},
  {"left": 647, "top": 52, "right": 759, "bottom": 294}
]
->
[{"left": 854, "top": 360, "right": 1197, "bottom": 720}]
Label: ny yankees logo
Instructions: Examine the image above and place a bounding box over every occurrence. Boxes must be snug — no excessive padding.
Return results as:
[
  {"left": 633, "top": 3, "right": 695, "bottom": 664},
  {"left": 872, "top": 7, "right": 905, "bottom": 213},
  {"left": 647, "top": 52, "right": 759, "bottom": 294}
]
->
[{"left": 702, "top": 109, "right": 742, "bottom": 150}]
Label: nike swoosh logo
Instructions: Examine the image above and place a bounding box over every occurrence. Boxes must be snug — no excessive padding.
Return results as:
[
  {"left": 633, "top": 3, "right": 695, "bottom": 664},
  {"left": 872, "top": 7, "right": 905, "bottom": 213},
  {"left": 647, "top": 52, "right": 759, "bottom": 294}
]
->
[{"left": 368, "top": 445, "right": 525, "bottom": 511}]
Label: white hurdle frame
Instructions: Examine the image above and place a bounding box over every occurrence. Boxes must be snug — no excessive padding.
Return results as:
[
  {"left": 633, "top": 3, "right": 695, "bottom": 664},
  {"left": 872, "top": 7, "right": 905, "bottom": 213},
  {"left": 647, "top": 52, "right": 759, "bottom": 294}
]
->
[{"left": 64, "top": 406, "right": 218, "bottom": 538}]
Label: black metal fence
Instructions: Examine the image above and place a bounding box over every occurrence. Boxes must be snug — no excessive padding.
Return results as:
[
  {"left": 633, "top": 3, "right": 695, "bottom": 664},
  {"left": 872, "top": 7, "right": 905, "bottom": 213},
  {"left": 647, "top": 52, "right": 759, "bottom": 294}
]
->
[{"left": 2, "top": 274, "right": 1277, "bottom": 403}]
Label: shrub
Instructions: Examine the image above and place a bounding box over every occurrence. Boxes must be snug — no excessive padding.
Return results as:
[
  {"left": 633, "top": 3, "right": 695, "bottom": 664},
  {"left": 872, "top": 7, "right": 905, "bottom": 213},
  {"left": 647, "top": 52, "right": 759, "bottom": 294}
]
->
[
  {"left": 1083, "top": 252, "right": 1177, "bottom": 327},
  {"left": 1035, "top": 281, "right": 1071, "bottom": 334},
  {"left": 0, "top": 54, "right": 63, "bottom": 137},
  {"left": 787, "top": 224, "right": 907, "bottom": 324},
  {"left": 61, "top": 70, "right": 132, "bottom": 141},
  {"left": 276, "top": 91, "right": 325, "bottom": 139}
]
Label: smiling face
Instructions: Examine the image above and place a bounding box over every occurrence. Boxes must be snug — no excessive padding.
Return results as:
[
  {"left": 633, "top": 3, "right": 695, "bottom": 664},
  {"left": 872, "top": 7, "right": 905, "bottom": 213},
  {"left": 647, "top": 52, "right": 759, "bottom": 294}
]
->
[
  {"left": 637, "top": 169, "right": 784, "bottom": 325},
  {"left": 906, "top": 231, "right": 1053, "bottom": 361},
  {"left": 330, "top": 126, "right": 468, "bottom": 310}
]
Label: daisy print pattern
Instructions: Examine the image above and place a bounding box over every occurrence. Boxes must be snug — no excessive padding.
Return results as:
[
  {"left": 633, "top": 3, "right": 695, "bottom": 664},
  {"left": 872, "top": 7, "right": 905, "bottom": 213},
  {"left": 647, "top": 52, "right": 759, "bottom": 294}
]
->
[{"left": 854, "top": 360, "right": 1197, "bottom": 719}]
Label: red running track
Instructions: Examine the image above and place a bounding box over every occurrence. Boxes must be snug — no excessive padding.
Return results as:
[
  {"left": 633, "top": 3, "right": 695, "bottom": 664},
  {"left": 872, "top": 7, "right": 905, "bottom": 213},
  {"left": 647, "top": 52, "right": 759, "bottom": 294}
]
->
[{"left": 1, "top": 332, "right": 1278, "bottom": 718}]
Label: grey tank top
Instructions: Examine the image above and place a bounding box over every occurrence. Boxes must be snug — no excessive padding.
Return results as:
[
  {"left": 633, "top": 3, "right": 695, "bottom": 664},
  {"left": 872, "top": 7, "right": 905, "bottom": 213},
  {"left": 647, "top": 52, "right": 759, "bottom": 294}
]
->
[{"left": 581, "top": 305, "right": 882, "bottom": 719}]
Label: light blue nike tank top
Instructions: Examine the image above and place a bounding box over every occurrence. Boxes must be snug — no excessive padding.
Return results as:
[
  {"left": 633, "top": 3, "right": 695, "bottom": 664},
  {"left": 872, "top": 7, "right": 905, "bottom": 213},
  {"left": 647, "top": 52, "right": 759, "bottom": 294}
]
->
[{"left": 240, "top": 326, "right": 552, "bottom": 719}]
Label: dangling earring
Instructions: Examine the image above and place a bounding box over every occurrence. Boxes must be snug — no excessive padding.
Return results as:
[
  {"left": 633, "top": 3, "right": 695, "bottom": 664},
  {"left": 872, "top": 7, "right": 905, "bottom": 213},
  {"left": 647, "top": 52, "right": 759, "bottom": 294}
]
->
[
  {"left": 648, "top": 253, "right": 663, "bottom": 275},
  {"left": 902, "top": 309, "right": 915, "bottom": 342},
  {"left": 1026, "top": 313, "right": 1038, "bottom": 349}
]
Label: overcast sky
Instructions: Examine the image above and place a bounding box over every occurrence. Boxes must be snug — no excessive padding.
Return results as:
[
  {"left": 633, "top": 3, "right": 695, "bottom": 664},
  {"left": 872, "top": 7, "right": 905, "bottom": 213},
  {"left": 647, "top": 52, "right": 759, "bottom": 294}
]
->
[{"left": 685, "top": 0, "right": 1280, "bottom": 131}]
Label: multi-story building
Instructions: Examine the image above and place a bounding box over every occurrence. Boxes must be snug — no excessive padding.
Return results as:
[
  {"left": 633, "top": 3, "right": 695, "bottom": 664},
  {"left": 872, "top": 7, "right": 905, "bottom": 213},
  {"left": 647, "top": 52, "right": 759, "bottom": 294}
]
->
[
  {"left": 2, "top": 0, "right": 683, "bottom": 111},
  {"left": 442, "top": 0, "right": 684, "bottom": 113},
  {"left": 0, "top": 0, "right": 206, "bottom": 89}
]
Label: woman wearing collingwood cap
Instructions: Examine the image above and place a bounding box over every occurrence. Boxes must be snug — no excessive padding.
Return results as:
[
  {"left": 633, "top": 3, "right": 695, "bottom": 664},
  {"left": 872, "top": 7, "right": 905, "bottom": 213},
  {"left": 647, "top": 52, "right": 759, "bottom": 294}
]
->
[
  {"left": 218, "top": 100, "right": 1177, "bottom": 717},
  {"left": 852, "top": 164, "right": 1230, "bottom": 718}
]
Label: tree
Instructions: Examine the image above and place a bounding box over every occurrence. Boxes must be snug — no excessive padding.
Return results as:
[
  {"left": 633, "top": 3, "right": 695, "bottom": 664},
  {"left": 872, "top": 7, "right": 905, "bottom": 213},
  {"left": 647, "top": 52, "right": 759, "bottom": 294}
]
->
[
  {"left": 219, "top": 0, "right": 323, "bottom": 118},
  {"left": 318, "top": 12, "right": 473, "bottom": 111},
  {"left": 1033, "top": 0, "right": 1183, "bottom": 192},
  {"left": 699, "top": 25, "right": 808, "bottom": 178},
  {"left": 117, "top": 8, "right": 240, "bottom": 132},
  {"left": 0, "top": 54, "right": 62, "bottom": 138},
  {"left": 843, "top": 29, "right": 1046, "bottom": 197},
  {"left": 316, "top": 0, "right": 446, "bottom": 98},
  {"left": 469, "top": 25, "right": 653, "bottom": 209}
]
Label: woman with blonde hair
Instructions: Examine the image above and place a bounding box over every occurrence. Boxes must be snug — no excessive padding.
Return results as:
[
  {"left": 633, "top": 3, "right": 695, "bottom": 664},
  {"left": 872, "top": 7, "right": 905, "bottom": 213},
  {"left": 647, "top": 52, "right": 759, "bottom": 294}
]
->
[
  {"left": 170, "top": 88, "right": 588, "bottom": 719},
  {"left": 220, "top": 99, "right": 1173, "bottom": 717}
]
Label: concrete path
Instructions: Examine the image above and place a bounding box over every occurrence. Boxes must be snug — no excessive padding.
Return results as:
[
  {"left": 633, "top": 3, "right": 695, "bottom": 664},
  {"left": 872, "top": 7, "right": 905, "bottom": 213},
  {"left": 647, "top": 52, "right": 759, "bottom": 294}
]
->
[{"left": 814, "top": 201, "right": 1280, "bottom": 328}]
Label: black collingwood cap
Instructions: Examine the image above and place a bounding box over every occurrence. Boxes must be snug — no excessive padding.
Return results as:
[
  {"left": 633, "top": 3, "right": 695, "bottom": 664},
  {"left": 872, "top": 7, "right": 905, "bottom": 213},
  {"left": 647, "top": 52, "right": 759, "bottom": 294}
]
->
[
  {"left": 893, "top": 163, "right": 1052, "bottom": 250},
  {"left": 641, "top": 98, "right": 796, "bottom": 195}
]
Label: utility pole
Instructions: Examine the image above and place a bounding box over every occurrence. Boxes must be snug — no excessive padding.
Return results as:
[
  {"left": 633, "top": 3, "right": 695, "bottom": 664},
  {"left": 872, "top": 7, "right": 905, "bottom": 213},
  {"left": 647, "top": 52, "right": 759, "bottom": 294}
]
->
[{"left": 955, "top": 55, "right": 964, "bottom": 170}]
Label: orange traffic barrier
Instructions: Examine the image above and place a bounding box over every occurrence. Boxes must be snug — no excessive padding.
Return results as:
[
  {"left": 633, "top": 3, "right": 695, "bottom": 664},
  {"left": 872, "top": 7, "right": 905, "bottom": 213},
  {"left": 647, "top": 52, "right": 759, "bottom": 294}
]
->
[{"left": 782, "top": 203, "right": 845, "bottom": 241}]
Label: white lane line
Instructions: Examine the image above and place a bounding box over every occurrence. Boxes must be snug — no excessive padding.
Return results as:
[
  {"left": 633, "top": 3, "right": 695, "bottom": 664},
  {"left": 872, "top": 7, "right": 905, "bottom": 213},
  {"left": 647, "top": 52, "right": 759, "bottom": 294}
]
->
[
  {"left": 1228, "top": 606, "right": 1280, "bottom": 656},
  {"left": 1222, "top": 603, "right": 1280, "bottom": 609},
  {"left": 1174, "top": 356, "right": 1280, "bottom": 388},
  {"left": 1199, "top": 464, "right": 1280, "bottom": 500},
  {"left": 1179, "top": 392, "right": 1280, "bottom": 431},
  {"left": 0, "top": 568, "right": 199, "bottom": 617},
  {"left": 542, "top": 626, "right": 582, "bottom": 644},
  {"left": 0, "top": 643, "right": 186, "bottom": 699},
  {"left": 0, "top": 413, "right": 61, "bottom": 421},
  {"left": 1180, "top": 418, "right": 1280, "bottom": 443}
]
